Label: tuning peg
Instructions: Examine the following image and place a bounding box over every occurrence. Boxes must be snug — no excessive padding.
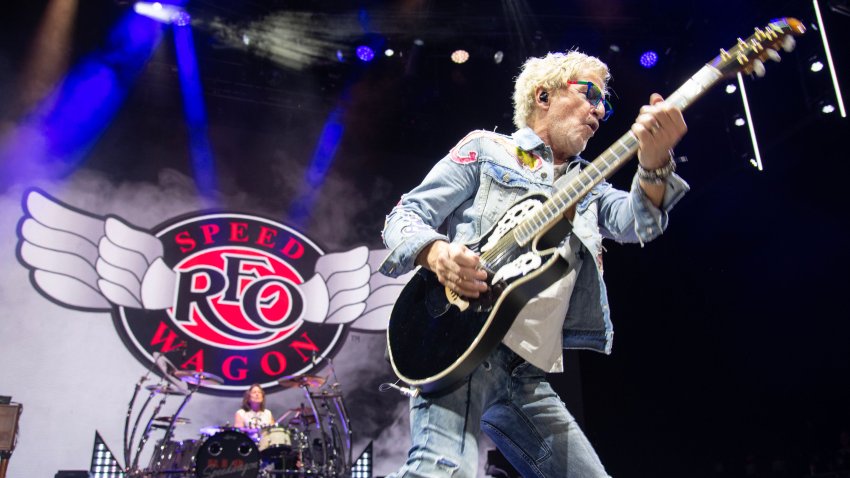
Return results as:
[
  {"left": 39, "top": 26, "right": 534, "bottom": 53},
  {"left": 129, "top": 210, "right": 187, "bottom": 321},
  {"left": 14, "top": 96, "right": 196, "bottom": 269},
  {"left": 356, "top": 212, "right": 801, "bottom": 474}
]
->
[
  {"left": 753, "top": 59, "right": 766, "bottom": 77},
  {"left": 781, "top": 35, "right": 796, "bottom": 52},
  {"left": 766, "top": 48, "right": 782, "bottom": 63}
]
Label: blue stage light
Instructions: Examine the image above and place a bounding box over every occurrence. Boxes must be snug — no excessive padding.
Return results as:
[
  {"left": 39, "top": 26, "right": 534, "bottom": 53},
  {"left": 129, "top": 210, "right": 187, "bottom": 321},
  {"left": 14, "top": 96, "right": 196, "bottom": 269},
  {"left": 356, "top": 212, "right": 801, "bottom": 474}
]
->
[
  {"left": 639, "top": 50, "right": 658, "bottom": 68},
  {"left": 174, "top": 22, "right": 216, "bottom": 197},
  {"left": 356, "top": 46, "right": 375, "bottom": 62}
]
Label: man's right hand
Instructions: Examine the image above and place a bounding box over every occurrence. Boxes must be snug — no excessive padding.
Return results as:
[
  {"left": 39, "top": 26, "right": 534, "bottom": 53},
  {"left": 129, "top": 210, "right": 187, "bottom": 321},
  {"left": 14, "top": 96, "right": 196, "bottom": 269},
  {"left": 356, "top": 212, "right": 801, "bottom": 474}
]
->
[{"left": 417, "top": 241, "right": 489, "bottom": 298}]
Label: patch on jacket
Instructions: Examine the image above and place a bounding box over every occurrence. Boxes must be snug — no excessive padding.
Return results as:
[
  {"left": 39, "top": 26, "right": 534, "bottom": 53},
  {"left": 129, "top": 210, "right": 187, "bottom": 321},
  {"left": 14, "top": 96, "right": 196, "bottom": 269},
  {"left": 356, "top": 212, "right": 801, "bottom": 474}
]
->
[
  {"left": 516, "top": 147, "right": 543, "bottom": 171},
  {"left": 449, "top": 130, "right": 543, "bottom": 174}
]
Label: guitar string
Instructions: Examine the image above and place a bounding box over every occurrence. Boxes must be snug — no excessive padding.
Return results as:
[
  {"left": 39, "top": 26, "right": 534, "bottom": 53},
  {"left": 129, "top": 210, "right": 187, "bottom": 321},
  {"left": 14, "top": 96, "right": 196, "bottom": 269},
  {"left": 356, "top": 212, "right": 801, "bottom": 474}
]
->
[{"left": 476, "top": 20, "right": 795, "bottom": 278}]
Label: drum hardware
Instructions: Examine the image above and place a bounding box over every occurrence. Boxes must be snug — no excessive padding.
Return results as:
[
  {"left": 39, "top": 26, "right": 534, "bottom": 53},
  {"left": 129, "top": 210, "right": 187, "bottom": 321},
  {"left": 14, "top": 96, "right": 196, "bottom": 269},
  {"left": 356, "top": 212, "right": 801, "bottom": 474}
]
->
[
  {"left": 175, "top": 370, "right": 225, "bottom": 386},
  {"left": 123, "top": 361, "right": 211, "bottom": 477},
  {"left": 145, "top": 384, "right": 190, "bottom": 396},
  {"left": 308, "top": 391, "right": 351, "bottom": 477},
  {"left": 277, "top": 374, "right": 326, "bottom": 389},
  {"left": 153, "top": 416, "right": 191, "bottom": 425},
  {"left": 129, "top": 384, "right": 176, "bottom": 473},
  {"left": 151, "top": 416, "right": 191, "bottom": 430},
  {"left": 136, "top": 368, "right": 220, "bottom": 473},
  {"left": 147, "top": 438, "right": 201, "bottom": 475},
  {"left": 120, "top": 363, "right": 354, "bottom": 477},
  {"left": 124, "top": 352, "right": 190, "bottom": 469},
  {"left": 124, "top": 353, "right": 167, "bottom": 471}
]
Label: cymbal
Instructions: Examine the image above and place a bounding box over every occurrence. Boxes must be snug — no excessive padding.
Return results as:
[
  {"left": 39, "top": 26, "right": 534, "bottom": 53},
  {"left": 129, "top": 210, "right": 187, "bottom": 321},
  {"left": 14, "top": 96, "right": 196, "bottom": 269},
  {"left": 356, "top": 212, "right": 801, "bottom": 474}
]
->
[
  {"left": 153, "top": 416, "right": 191, "bottom": 425},
  {"left": 175, "top": 370, "right": 224, "bottom": 385},
  {"left": 278, "top": 374, "right": 325, "bottom": 389},
  {"left": 146, "top": 384, "right": 188, "bottom": 396},
  {"left": 285, "top": 408, "right": 317, "bottom": 424}
]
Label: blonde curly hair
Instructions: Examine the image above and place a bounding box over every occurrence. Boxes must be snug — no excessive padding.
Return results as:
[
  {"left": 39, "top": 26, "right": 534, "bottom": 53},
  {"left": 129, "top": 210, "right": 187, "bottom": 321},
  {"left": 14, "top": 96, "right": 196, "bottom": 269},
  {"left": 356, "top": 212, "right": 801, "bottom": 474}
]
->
[{"left": 512, "top": 50, "right": 611, "bottom": 129}]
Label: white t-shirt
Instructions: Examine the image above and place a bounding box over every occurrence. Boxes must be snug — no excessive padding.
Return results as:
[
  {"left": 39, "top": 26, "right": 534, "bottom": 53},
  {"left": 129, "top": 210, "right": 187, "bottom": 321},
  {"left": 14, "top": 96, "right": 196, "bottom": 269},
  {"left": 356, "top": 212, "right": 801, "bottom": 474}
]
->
[
  {"left": 236, "top": 408, "right": 273, "bottom": 428},
  {"left": 502, "top": 163, "right": 586, "bottom": 373}
]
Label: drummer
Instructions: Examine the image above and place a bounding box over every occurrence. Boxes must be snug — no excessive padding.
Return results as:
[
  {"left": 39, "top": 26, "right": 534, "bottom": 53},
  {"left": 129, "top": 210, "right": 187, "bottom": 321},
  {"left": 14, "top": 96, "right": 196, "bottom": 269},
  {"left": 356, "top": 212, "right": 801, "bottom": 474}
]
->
[{"left": 234, "top": 384, "right": 275, "bottom": 430}]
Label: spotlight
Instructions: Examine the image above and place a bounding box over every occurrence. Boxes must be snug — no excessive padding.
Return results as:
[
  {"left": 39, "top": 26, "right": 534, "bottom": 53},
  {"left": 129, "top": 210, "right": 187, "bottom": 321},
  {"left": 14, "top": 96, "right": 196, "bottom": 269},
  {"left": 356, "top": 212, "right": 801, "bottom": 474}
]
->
[
  {"left": 451, "top": 49, "right": 469, "bottom": 64},
  {"left": 609, "top": 44, "right": 621, "bottom": 53},
  {"left": 336, "top": 50, "right": 345, "bottom": 62},
  {"left": 355, "top": 45, "right": 375, "bottom": 62},
  {"left": 822, "top": 104, "right": 836, "bottom": 114},
  {"left": 734, "top": 116, "right": 746, "bottom": 127},
  {"left": 725, "top": 84, "right": 737, "bottom": 94},
  {"left": 134, "top": 2, "right": 189, "bottom": 25},
  {"left": 494, "top": 51, "right": 504, "bottom": 64},
  {"left": 242, "top": 34, "right": 251, "bottom": 46},
  {"left": 413, "top": 38, "right": 424, "bottom": 46},
  {"left": 172, "top": 10, "right": 191, "bottom": 26},
  {"left": 639, "top": 50, "right": 658, "bottom": 68},
  {"left": 384, "top": 48, "right": 394, "bottom": 57},
  {"left": 810, "top": 60, "right": 824, "bottom": 72}
]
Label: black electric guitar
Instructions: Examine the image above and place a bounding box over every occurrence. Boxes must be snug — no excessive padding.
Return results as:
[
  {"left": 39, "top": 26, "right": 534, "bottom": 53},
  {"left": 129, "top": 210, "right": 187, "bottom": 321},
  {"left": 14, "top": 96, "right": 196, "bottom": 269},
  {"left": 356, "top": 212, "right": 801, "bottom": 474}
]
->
[{"left": 388, "top": 18, "right": 805, "bottom": 394}]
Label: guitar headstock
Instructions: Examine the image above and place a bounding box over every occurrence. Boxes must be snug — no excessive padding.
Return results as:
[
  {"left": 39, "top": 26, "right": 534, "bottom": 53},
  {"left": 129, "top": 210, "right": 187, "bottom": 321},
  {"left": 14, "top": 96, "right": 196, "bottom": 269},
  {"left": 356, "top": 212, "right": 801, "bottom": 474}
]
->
[{"left": 711, "top": 17, "right": 806, "bottom": 78}]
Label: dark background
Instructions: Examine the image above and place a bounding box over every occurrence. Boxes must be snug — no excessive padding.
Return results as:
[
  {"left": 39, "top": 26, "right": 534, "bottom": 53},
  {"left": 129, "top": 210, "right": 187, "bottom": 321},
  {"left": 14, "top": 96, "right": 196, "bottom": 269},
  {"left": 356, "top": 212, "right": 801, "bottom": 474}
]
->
[{"left": 2, "top": 0, "right": 849, "bottom": 476}]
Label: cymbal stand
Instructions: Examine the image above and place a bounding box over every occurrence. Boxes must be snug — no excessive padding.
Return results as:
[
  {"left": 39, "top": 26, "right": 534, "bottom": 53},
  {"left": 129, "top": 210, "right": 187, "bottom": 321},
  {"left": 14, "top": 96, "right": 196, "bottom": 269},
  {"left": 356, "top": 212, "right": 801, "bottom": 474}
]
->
[
  {"left": 123, "top": 360, "right": 162, "bottom": 470},
  {"left": 159, "top": 383, "right": 198, "bottom": 446},
  {"left": 130, "top": 391, "right": 171, "bottom": 473},
  {"left": 124, "top": 385, "right": 156, "bottom": 474},
  {"left": 325, "top": 357, "right": 352, "bottom": 471},
  {"left": 330, "top": 387, "right": 352, "bottom": 472},
  {"left": 298, "top": 385, "right": 328, "bottom": 476},
  {"left": 314, "top": 391, "right": 351, "bottom": 477}
]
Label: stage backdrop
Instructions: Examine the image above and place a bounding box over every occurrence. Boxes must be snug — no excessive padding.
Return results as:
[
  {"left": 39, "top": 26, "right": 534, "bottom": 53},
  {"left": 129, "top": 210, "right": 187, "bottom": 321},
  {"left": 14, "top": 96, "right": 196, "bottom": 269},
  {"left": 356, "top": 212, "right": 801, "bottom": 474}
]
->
[{"left": 0, "top": 171, "right": 501, "bottom": 477}]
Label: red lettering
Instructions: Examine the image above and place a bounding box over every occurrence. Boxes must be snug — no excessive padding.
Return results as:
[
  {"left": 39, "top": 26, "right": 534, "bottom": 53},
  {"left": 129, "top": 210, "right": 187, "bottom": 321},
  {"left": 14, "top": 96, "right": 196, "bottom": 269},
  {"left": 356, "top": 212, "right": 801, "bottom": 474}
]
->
[
  {"left": 280, "top": 237, "right": 304, "bottom": 259},
  {"left": 150, "top": 322, "right": 185, "bottom": 352},
  {"left": 256, "top": 226, "right": 277, "bottom": 248},
  {"left": 260, "top": 351, "right": 287, "bottom": 375},
  {"left": 289, "top": 332, "right": 318, "bottom": 362},
  {"left": 222, "top": 355, "right": 248, "bottom": 380},
  {"left": 174, "top": 231, "right": 196, "bottom": 253},
  {"left": 230, "top": 222, "right": 249, "bottom": 242},
  {"left": 180, "top": 349, "right": 204, "bottom": 371},
  {"left": 200, "top": 223, "right": 220, "bottom": 245}
]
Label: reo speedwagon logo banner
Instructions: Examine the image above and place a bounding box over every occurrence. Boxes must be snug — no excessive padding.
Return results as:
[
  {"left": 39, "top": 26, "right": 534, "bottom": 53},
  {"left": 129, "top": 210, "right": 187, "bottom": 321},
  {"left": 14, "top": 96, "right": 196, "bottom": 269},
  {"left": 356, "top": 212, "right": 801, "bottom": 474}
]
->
[{"left": 16, "top": 189, "right": 410, "bottom": 394}]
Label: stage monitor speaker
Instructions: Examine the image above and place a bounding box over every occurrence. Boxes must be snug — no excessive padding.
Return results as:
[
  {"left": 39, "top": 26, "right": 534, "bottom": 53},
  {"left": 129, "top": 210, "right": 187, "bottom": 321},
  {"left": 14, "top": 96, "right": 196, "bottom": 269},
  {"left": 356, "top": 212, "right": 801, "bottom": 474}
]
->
[
  {"left": 0, "top": 404, "right": 22, "bottom": 452},
  {"left": 54, "top": 472, "right": 89, "bottom": 478}
]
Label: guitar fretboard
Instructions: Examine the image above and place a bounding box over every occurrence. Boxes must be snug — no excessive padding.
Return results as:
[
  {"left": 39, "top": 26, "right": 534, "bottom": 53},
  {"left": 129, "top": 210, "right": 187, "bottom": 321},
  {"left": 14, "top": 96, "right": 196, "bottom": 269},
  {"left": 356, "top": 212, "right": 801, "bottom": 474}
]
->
[{"left": 513, "top": 64, "right": 723, "bottom": 246}]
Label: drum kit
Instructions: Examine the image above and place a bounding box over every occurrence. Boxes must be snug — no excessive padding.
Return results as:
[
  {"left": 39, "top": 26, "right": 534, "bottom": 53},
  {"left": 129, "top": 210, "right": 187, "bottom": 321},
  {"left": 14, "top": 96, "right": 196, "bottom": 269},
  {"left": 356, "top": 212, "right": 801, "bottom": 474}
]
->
[{"left": 122, "top": 353, "right": 353, "bottom": 478}]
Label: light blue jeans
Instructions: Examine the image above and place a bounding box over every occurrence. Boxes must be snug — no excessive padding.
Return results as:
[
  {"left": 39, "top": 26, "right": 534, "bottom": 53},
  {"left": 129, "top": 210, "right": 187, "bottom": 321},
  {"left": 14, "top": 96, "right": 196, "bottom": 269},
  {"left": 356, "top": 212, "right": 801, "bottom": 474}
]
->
[{"left": 389, "top": 345, "right": 611, "bottom": 478}]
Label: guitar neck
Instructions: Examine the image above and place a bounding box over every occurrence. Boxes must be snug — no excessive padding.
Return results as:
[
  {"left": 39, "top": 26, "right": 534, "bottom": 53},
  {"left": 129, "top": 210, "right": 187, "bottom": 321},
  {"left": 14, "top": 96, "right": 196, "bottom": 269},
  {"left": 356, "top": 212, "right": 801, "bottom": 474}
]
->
[
  {"left": 513, "top": 63, "right": 724, "bottom": 246},
  {"left": 512, "top": 18, "right": 804, "bottom": 246}
]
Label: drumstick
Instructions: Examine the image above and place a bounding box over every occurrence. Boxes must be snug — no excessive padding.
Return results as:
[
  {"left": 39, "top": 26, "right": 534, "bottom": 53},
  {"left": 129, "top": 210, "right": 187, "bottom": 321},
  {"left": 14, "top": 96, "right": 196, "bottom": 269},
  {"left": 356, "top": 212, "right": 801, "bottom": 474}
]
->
[{"left": 274, "top": 409, "right": 293, "bottom": 425}]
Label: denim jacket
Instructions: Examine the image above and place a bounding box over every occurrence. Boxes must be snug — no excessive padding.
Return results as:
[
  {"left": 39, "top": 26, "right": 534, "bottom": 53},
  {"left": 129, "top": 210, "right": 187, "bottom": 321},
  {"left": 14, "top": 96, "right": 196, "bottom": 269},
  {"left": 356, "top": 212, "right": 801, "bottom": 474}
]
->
[{"left": 380, "top": 127, "right": 689, "bottom": 354}]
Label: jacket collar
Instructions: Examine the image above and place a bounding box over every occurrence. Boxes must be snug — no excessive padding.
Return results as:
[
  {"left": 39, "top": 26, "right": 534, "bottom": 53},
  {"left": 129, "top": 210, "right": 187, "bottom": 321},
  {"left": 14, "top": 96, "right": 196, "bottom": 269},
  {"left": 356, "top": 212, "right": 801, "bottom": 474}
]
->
[{"left": 512, "top": 127, "right": 546, "bottom": 152}]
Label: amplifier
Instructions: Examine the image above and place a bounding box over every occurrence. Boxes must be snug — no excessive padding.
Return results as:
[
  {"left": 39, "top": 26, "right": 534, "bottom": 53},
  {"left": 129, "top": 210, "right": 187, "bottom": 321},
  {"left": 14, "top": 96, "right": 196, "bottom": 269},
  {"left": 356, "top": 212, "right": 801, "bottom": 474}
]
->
[{"left": 0, "top": 404, "right": 22, "bottom": 452}]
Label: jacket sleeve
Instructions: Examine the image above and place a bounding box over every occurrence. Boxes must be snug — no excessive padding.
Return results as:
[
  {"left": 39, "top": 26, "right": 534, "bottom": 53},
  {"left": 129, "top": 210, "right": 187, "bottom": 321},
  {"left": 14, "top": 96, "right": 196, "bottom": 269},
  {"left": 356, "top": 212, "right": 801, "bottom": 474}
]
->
[
  {"left": 379, "top": 137, "right": 483, "bottom": 277},
  {"left": 596, "top": 171, "right": 690, "bottom": 245}
]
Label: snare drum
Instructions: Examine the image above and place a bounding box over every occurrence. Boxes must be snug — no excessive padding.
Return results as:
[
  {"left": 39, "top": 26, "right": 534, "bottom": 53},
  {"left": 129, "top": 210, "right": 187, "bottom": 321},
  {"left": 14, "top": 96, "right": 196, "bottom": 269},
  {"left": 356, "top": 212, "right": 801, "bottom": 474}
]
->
[
  {"left": 257, "top": 425, "right": 292, "bottom": 456},
  {"left": 194, "top": 429, "right": 260, "bottom": 478}
]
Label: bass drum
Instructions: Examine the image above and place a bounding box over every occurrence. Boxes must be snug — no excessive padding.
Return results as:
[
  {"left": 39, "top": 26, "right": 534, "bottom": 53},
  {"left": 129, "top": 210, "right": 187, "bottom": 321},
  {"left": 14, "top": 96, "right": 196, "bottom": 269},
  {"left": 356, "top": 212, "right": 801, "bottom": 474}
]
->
[{"left": 194, "top": 429, "right": 260, "bottom": 478}]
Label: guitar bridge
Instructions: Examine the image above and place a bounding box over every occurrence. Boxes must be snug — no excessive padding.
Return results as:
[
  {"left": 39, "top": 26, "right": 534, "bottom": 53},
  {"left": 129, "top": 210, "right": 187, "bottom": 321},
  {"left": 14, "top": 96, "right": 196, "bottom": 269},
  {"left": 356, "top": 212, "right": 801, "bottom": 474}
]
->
[{"left": 470, "top": 280, "right": 505, "bottom": 312}]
